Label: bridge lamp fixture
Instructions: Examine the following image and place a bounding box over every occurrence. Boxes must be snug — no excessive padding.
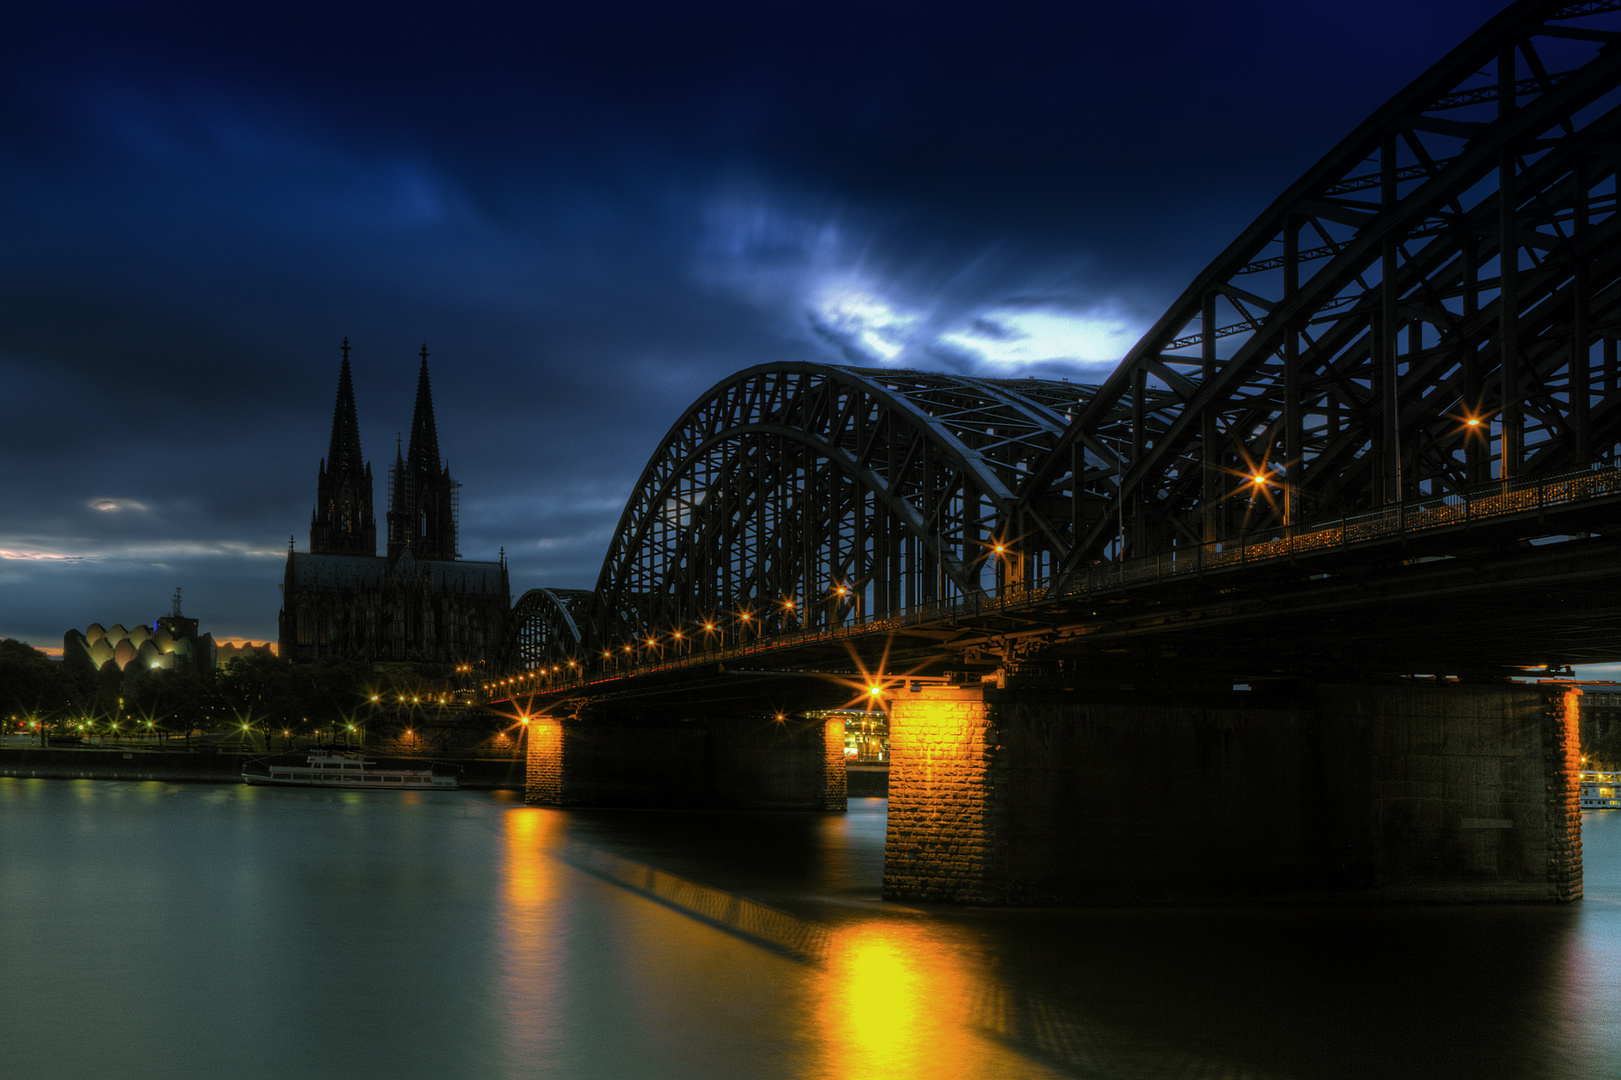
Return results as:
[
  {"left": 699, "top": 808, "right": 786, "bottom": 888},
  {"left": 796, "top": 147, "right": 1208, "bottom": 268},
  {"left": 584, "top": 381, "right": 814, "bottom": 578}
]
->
[
  {"left": 671, "top": 631, "right": 683, "bottom": 640},
  {"left": 869, "top": 685, "right": 883, "bottom": 698},
  {"left": 774, "top": 712, "right": 786, "bottom": 723}
]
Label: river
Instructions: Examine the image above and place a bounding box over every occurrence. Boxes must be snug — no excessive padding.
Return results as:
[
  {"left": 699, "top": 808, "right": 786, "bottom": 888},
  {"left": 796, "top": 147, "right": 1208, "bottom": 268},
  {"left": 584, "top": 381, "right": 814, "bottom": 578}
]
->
[{"left": 1, "top": 778, "right": 1618, "bottom": 1079}]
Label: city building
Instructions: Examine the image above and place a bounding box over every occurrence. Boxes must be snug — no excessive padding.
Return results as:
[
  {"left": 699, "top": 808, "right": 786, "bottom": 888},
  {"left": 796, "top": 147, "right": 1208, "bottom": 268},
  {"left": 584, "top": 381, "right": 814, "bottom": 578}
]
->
[
  {"left": 278, "top": 341, "right": 510, "bottom": 664},
  {"left": 63, "top": 590, "right": 215, "bottom": 676},
  {"left": 1579, "top": 682, "right": 1621, "bottom": 754}
]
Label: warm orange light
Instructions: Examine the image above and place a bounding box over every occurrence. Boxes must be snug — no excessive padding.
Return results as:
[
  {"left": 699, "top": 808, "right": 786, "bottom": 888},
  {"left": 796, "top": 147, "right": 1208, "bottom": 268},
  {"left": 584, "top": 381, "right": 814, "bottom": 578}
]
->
[{"left": 869, "top": 685, "right": 882, "bottom": 697}]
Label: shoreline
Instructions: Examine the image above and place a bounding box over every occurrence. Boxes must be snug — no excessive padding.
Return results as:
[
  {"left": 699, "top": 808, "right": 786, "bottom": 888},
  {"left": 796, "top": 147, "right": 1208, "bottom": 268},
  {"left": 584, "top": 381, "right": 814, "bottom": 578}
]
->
[
  {"left": 0, "top": 746, "right": 528, "bottom": 790},
  {"left": 1, "top": 747, "right": 891, "bottom": 796}
]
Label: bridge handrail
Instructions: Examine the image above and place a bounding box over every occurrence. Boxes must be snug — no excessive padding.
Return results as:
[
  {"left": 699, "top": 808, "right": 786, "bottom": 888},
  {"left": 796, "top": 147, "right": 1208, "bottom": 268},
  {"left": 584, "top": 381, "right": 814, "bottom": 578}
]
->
[{"left": 501, "top": 461, "right": 1621, "bottom": 693}]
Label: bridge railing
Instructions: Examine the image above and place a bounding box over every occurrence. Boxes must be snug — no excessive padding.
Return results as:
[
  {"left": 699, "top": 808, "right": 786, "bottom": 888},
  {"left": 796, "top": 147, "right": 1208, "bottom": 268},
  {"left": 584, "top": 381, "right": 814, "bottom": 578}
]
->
[{"left": 502, "top": 461, "right": 1621, "bottom": 695}]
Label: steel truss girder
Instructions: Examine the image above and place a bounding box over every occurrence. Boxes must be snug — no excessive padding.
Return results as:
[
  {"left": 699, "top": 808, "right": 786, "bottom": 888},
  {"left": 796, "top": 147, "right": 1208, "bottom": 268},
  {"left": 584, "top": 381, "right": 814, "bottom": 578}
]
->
[
  {"left": 583, "top": 362, "right": 1098, "bottom": 657},
  {"left": 505, "top": 587, "right": 594, "bottom": 670},
  {"left": 1019, "top": 0, "right": 1621, "bottom": 587}
]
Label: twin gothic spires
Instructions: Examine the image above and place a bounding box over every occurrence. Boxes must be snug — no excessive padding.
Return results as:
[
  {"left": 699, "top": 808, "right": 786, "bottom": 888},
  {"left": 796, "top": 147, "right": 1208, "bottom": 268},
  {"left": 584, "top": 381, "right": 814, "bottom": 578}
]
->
[{"left": 309, "top": 340, "right": 458, "bottom": 562}]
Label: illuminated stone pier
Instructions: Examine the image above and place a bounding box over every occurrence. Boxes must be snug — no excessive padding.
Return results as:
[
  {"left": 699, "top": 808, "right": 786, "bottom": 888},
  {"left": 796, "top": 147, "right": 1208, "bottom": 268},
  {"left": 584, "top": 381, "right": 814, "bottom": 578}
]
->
[
  {"left": 526, "top": 712, "right": 845, "bottom": 811},
  {"left": 883, "top": 681, "right": 1582, "bottom": 905}
]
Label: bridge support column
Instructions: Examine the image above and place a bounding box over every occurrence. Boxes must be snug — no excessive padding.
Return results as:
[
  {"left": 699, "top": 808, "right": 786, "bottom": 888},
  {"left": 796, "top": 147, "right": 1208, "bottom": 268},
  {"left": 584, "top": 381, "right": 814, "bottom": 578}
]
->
[
  {"left": 883, "top": 681, "right": 1580, "bottom": 904},
  {"left": 524, "top": 712, "right": 846, "bottom": 810}
]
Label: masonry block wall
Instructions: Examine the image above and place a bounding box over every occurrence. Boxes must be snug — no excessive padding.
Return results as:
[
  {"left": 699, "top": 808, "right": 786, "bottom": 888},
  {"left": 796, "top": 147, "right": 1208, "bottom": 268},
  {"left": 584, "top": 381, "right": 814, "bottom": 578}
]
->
[
  {"left": 524, "top": 712, "right": 847, "bottom": 811},
  {"left": 883, "top": 686, "right": 997, "bottom": 902},
  {"left": 1327, "top": 682, "right": 1582, "bottom": 902},
  {"left": 883, "top": 680, "right": 1582, "bottom": 904},
  {"left": 822, "top": 717, "right": 849, "bottom": 811}
]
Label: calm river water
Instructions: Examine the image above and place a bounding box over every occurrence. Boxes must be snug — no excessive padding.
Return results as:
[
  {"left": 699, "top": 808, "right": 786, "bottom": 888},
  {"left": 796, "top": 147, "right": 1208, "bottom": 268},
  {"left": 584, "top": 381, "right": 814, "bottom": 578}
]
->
[{"left": 2, "top": 778, "right": 1619, "bottom": 1079}]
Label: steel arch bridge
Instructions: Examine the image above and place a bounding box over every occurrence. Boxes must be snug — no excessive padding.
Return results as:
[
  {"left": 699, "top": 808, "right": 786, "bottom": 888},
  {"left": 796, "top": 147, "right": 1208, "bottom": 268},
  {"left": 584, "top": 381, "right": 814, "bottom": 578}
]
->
[{"left": 503, "top": 0, "right": 1621, "bottom": 681}]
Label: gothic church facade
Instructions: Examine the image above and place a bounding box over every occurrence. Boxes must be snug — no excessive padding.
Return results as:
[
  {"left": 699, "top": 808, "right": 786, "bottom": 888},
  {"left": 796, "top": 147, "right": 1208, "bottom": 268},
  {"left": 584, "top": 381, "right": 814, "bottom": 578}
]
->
[{"left": 279, "top": 342, "right": 510, "bottom": 664}]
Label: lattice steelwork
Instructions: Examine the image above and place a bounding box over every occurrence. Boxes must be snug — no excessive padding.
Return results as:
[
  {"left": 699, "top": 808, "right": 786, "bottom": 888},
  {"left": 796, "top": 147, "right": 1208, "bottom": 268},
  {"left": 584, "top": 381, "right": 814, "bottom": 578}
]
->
[
  {"left": 1018, "top": 0, "right": 1621, "bottom": 587},
  {"left": 505, "top": 587, "right": 594, "bottom": 670},
  {"left": 584, "top": 362, "right": 1097, "bottom": 654}
]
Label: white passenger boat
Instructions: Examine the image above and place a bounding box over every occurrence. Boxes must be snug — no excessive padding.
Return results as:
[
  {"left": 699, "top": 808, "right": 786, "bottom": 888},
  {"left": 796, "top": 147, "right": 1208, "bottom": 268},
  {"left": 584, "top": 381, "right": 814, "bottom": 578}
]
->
[
  {"left": 242, "top": 751, "right": 457, "bottom": 790},
  {"left": 1581, "top": 770, "right": 1620, "bottom": 810}
]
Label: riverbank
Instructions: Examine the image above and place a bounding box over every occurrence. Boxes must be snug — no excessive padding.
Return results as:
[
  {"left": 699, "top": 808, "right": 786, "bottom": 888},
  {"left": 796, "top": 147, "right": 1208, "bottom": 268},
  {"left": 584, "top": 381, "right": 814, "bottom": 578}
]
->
[
  {"left": 0, "top": 747, "right": 885, "bottom": 796},
  {"left": 0, "top": 746, "right": 528, "bottom": 789}
]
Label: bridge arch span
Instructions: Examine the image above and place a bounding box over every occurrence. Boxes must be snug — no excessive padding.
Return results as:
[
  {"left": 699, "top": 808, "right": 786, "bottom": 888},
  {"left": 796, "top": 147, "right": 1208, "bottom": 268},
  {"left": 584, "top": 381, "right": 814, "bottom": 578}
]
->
[
  {"left": 588, "top": 361, "right": 1098, "bottom": 653},
  {"left": 503, "top": 587, "right": 594, "bottom": 674}
]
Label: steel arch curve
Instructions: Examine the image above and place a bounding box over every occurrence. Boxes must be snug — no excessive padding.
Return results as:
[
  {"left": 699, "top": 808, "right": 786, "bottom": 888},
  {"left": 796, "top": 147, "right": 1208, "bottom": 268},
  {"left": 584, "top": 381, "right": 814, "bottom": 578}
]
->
[
  {"left": 589, "top": 362, "right": 1097, "bottom": 651},
  {"left": 504, "top": 587, "right": 594, "bottom": 671},
  {"left": 1020, "top": 0, "right": 1621, "bottom": 584}
]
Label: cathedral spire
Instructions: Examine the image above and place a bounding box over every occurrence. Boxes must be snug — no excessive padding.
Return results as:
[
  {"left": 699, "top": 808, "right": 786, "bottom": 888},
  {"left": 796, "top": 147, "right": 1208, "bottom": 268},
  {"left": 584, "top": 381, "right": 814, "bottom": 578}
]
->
[
  {"left": 388, "top": 345, "right": 458, "bottom": 561},
  {"left": 327, "top": 338, "right": 365, "bottom": 478},
  {"left": 310, "top": 339, "right": 377, "bottom": 556},
  {"left": 406, "top": 345, "right": 442, "bottom": 477}
]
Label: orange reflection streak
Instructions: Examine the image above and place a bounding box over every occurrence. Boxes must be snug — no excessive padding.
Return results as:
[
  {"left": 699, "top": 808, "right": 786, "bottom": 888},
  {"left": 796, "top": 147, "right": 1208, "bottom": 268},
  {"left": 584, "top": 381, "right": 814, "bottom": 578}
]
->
[
  {"left": 812, "top": 922, "right": 1010, "bottom": 1080},
  {"left": 500, "top": 808, "right": 565, "bottom": 1074}
]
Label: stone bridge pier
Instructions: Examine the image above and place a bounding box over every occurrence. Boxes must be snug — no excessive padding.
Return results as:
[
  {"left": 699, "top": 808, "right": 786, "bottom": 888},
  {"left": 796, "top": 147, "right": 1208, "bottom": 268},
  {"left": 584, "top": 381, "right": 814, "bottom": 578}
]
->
[{"left": 884, "top": 680, "right": 1582, "bottom": 904}]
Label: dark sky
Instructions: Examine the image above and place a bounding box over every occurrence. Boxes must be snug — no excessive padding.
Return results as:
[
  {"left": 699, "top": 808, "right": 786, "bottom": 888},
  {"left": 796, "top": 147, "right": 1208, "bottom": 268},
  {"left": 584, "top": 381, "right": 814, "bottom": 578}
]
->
[{"left": 0, "top": 0, "right": 1511, "bottom": 648}]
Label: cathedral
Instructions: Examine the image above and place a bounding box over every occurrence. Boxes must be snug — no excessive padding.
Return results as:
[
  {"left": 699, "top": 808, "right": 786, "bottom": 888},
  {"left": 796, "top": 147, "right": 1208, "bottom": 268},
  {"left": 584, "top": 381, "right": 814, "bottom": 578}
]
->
[{"left": 278, "top": 342, "right": 511, "bottom": 665}]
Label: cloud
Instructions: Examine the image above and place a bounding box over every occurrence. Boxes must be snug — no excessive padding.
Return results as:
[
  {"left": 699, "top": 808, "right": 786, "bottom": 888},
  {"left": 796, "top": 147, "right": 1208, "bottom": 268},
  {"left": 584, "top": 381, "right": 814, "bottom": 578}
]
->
[
  {"left": 938, "top": 304, "right": 1144, "bottom": 368},
  {"left": 0, "top": 537, "right": 285, "bottom": 563},
  {"left": 89, "top": 498, "right": 149, "bottom": 513},
  {"left": 0, "top": 548, "right": 82, "bottom": 562}
]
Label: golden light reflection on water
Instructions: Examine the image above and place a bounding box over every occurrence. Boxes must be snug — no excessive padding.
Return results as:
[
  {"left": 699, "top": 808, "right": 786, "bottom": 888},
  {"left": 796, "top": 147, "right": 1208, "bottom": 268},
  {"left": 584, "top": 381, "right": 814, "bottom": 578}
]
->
[
  {"left": 500, "top": 808, "right": 565, "bottom": 1076},
  {"left": 808, "top": 920, "right": 1053, "bottom": 1080}
]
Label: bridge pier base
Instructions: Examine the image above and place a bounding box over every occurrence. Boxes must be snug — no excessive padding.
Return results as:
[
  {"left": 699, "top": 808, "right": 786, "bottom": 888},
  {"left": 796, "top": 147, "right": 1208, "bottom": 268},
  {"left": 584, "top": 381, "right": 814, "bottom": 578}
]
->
[
  {"left": 525, "top": 712, "right": 845, "bottom": 810},
  {"left": 883, "top": 681, "right": 1581, "bottom": 905}
]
